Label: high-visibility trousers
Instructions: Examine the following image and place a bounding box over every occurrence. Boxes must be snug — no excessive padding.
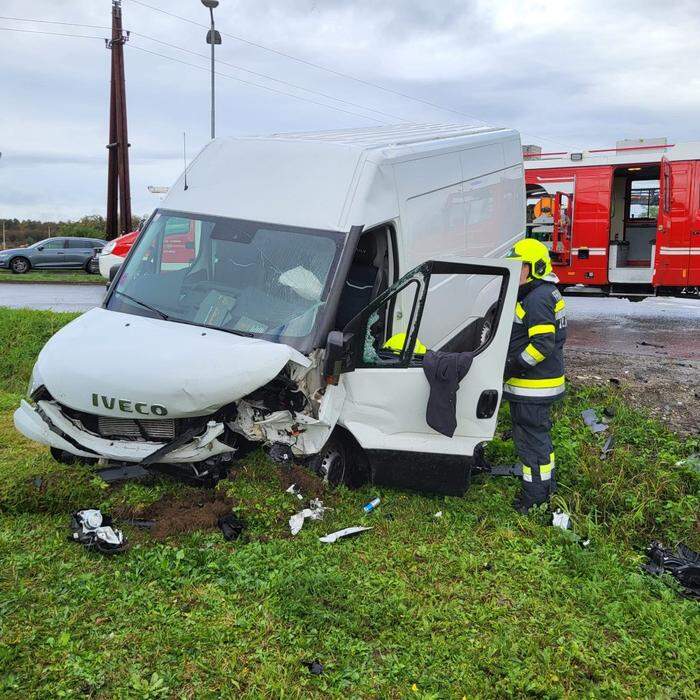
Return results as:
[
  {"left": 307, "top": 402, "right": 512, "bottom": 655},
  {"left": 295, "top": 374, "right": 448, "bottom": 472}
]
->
[{"left": 509, "top": 401, "right": 556, "bottom": 504}]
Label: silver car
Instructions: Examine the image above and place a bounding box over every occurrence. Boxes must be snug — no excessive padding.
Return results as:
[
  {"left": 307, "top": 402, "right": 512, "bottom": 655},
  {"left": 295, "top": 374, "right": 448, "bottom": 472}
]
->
[{"left": 0, "top": 237, "right": 105, "bottom": 274}]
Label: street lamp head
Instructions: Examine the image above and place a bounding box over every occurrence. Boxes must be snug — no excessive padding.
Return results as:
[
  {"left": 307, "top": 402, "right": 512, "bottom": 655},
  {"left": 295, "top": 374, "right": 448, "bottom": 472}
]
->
[{"left": 201, "top": 0, "right": 219, "bottom": 8}]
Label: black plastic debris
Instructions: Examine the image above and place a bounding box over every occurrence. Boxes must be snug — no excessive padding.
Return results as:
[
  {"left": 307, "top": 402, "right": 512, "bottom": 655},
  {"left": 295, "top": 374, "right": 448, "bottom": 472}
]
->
[
  {"left": 642, "top": 541, "right": 700, "bottom": 599},
  {"left": 608, "top": 377, "right": 621, "bottom": 386},
  {"left": 488, "top": 464, "right": 523, "bottom": 477},
  {"left": 603, "top": 406, "right": 617, "bottom": 418},
  {"left": 218, "top": 513, "right": 245, "bottom": 541},
  {"left": 600, "top": 435, "right": 615, "bottom": 459},
  {"left": 582, "top": 408, "right": 608, "bottom": 433},
  {"left": 268, "top": 443, "right": 295, "bottom": 465},
  {"left": 69, "top": 509, "right": 129, "bottom": 555},
  {"left": 638, "top": 341, "right": 665, "bottom": 349},
  {"left": 304, "top": 660, "right": 324, "bottom": 675},
  {"left": 123, "top": 518, "right": 156, "bottom": 529}
]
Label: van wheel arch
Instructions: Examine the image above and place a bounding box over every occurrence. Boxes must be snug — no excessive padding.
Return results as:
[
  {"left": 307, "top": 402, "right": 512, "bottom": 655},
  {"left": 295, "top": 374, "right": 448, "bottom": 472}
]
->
[{"left": 307, "top": 426, "right": 369, "bottom": 488}]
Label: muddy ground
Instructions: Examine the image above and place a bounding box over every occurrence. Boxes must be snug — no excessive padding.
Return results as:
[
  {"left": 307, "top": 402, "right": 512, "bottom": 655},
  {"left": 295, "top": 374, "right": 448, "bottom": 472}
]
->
[{"left": 566, "top": 348, "right": 699, "bottom": 437}]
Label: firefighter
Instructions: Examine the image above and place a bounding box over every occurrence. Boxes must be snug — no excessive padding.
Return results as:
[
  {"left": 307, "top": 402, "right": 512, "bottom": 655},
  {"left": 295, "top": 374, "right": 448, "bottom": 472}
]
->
[{"left": 502, "top": 238, "right": 567, "bottom": 513}]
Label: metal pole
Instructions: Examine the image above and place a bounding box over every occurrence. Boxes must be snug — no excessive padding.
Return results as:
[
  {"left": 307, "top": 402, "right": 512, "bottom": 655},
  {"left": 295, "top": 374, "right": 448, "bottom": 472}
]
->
[
  {"left": 2, "top": 221, "right": 5, "bottom": 251},
  {"left": 210, "top": 7, "right": 215, "bottom": 139}
]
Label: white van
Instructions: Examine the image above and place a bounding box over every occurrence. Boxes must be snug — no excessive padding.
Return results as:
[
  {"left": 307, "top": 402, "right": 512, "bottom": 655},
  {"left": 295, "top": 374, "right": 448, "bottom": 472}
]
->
[{"left": 15, "top": 124, "right": 525, "bottom": 494}]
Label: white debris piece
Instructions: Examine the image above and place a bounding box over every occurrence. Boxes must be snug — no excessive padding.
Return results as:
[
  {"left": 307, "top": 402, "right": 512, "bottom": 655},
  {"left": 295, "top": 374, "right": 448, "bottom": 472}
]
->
[
  {"left": 434, "top": 511, "right": 443, "bottom": 518},
  {"left": 552, "top": 510, "right": 571, "bottom": 531},
  {"left": 289, "top": 499, "right": 326, "bottom": 536},
  {"left": 319, "top": 526, "right": 372, "bottom": 543},
  {"left": 286, "top": 483, "right": 304, "bottom": 500}
]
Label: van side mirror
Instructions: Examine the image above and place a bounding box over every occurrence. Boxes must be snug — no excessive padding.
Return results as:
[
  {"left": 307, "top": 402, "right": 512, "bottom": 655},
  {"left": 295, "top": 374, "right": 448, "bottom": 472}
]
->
[
  {"left": 323, "top": 330, "right": 354, "bottom": 385},
  {"left": 37, "top": 246, "right": 44, "bottom": 251},
  {"left": 109, "top": 264, "right": 122, "bottom": 282}
]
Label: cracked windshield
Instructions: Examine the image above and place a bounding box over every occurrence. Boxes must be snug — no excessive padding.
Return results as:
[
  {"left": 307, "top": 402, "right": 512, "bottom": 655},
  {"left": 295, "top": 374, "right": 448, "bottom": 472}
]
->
[{"left": 107, "top": 210, "right": 344, "bottom": 342}]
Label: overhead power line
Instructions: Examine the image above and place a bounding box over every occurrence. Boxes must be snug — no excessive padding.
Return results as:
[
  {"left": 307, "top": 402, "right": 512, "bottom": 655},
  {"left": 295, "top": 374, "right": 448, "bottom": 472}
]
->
[
  {"left": 126, "top": 0, "right": 490, "bottom": 124},
  {"left": 129, "top": 31, "right": 412, "bottom": 124},
  {"left": 125, "top": 0, "right": 575, "bottom": 149},
  {"left": 0, "top": 26, "right": 106, "bottom": 40},
  {"left": 0, "top": 15, "right": 110, "bottom": 31},
  {"left": 128, "top": 44, "right": 385, "bottom": 124}
]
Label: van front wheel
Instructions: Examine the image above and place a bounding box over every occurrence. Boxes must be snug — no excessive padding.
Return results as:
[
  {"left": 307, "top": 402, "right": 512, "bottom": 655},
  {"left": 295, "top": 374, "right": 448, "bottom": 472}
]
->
[{"left": 308, "top": 431, "right": 369, "bottom": 488}]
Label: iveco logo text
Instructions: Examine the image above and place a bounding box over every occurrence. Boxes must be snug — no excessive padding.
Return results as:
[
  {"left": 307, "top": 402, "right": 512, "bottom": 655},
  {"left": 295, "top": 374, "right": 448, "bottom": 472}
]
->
[{"left": 91, "top": 394, "right": 168, "bottom": 416}]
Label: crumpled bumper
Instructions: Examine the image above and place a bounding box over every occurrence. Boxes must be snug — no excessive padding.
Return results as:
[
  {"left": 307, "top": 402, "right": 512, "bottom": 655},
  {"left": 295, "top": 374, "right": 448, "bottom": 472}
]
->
[{"left": 14, "top": 399, "right": 233, "bottom": 463}]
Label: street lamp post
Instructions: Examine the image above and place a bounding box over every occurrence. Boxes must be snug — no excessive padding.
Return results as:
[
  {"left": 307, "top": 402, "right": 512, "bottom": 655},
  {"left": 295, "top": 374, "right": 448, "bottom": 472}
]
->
[{"left": 201, "top": 0, "right": 221, "bottom": 140}]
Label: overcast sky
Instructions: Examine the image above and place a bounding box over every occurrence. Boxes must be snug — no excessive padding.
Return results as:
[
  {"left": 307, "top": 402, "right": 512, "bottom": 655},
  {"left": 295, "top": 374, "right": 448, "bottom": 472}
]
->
[{"left": 2, "top": 0, "right": 700, "bottom": 221}]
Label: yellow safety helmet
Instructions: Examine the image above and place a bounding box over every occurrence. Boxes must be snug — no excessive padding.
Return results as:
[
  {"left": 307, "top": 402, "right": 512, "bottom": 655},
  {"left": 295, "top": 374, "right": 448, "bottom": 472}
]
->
[
  {"left": 507, "top": 238, "right": 552, "bottom": 280},
  {"left": 383, "top": 332, "right": 427, "bottom": 355}
]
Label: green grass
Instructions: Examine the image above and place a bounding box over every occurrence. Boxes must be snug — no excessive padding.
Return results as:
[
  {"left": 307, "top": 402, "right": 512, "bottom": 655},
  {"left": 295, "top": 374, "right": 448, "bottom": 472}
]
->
[
  {"left": 0, "top": 269, "right": 105, "bottom": 285},
  {"left": 0, "top": 309, "right": 698, "bottom": 698}
]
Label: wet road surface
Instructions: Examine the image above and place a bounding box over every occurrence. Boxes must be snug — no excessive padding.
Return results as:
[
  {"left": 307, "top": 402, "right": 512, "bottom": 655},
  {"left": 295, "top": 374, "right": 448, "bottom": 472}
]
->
[
  {"left": 565, "top": 296, "right": 700, "bottom": 360},
  {"left": 1, "top": 283, "right": 699, "bottom": 359},
  {"left": 0, "top": 283, "right": 106, "bottom": 313}
]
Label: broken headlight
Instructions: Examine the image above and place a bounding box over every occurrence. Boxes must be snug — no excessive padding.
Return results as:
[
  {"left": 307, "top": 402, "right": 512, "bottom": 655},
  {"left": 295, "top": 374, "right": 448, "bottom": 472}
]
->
[{"left": 27, "top": 364, "right": 45, "bottom": 400}]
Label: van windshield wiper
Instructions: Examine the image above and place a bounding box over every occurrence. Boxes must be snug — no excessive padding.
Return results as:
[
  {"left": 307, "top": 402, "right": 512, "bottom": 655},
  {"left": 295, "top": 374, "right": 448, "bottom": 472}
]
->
[{"left": 114, "top": 290, "right": 170, "bottom": 320}]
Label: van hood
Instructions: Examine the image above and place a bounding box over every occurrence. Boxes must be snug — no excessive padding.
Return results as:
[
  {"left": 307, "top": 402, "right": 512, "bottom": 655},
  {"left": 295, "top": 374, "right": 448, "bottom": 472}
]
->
[{"left": 35, "top": 308, "right": 310, "bottom": 418}]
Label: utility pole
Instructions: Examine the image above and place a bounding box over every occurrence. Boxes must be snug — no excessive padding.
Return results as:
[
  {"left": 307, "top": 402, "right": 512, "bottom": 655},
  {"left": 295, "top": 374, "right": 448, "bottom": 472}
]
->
[{"left": 105, "top": 0, "right": 132, "bottom": 240}]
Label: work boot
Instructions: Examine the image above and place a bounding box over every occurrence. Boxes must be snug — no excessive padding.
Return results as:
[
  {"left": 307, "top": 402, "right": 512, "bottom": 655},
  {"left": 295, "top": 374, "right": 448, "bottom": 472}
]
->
[{"left": 513, "top": 487, "right": 548, "bottom": 515}]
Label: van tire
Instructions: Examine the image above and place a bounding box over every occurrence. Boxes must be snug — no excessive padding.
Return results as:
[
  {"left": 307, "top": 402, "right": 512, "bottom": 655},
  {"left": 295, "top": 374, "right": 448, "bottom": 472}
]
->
[
  {"left": 308, "top": 430, "right": 369, "bottom": 488},
  {"left": 10, "top": 257, "right": 30, "bottom": 274}
]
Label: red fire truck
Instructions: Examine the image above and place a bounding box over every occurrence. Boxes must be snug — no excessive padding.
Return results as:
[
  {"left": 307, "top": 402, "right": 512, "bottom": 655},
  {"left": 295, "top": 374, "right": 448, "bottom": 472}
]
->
[{"left": 523, "top": 139, "right": 700, "bottom": 299}]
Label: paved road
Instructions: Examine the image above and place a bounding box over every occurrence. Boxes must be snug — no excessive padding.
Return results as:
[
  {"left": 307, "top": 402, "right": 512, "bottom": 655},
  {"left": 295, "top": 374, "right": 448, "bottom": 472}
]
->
[
  {"left": 0, "top": 283, "right": 106, "bottom": 313},
  {"left": 2, "top": 282, "right": 699, "bottom": 359},
  {"left": 565, "top": 296, "right": 700, "bottom": 360}
]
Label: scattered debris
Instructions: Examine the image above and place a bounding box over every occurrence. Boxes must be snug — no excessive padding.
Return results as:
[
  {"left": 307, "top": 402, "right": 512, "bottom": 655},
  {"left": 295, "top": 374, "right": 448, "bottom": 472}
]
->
[
  {"left": 123, "top": 518, "right": 155, "bottom": 529},
  {"left": 218, "top": 513, "right": 245, "bottom": 541},
  {"left": 362, "top": 497, "right": 381, "bottom": 513},
  {"left": 600, "top": 435, "right": 615, "bottom": 459},
  {"left": 642, "top": 541, "right": 700, "bottom": 599},
  {"left": 319, "top": 526, "right": 372, "bottom": 543},
  {"left": 488, "top": 464, "right": 523, "bottom": 477},
  {"left": 97, "top": 464, "right": 151, "bottom": 483},
  {"left": 114, "top": 490, "right": 235, "bottom": 541},
  {"left": 304, "top": 660, "right": 324, "bottom": 675},
  {"left": 268, "top": 443, "right": 294, "bottom": 465},
  {"left": 582, "top": 408, "right": 608, "bottom": 433},
  {"left": 608, "top": 377, "right": 621, "bottom": 386},
  {"left": 552, "top": 510, "right": 570, "bottom": 531},
  {"left": 69, "top": 509, "right": 129, "bottom": 555},
  {"left": 603, "top": 406, "right": 617, "bottom": 418},
  {"left": 285, "top": 483, "right": 304, "bottom": 500},
  {"left": 638, "top": 341, "right": 665, "bottom": 349},
  {"left": 33, "top": 476, "right": 43, "bottom": 489},
  {"left": 434, "top": 511, "right": 443, "bottom": 518},
  {"left": 675, "top": 453, "right": 700, "bottom": 473},
  {"left": 289, "top": 498, "right": 326, "bottom": 536}
]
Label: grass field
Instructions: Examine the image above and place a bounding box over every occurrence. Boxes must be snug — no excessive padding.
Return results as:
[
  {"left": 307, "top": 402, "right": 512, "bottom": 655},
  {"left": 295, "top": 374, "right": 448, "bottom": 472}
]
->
[
  {"left": 0, "top": 269, "right": 105, "bottom": 285},
  {"left": 0, "top": 308, "right": 698, "bottom": 698}
]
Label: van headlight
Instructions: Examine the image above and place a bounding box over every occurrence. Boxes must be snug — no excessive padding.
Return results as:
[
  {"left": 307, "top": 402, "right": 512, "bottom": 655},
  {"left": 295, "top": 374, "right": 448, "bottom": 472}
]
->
[{"left": 27, "top": 364, "right": 44, "bottom": 399}]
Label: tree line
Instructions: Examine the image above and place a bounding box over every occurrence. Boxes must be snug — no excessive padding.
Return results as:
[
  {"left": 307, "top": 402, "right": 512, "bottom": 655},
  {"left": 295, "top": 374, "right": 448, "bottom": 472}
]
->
[{"left": 1, "top": 215, "right": 143, "bottom": 249}]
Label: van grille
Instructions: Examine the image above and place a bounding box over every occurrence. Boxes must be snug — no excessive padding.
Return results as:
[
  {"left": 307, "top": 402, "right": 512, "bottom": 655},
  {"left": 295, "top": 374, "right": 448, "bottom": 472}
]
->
[{"left": 97, "top": 416, "right": 176, "bottom": 441}]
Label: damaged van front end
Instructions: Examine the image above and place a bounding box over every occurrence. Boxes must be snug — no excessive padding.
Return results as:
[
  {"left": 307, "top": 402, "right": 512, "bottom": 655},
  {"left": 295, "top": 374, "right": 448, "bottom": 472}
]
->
[{"left": 14, "top": 208, "right": 355, "bottom": 482}]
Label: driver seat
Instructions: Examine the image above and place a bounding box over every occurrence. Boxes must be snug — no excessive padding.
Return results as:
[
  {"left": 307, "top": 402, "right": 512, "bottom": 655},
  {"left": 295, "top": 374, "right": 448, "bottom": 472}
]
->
[{"left": 335, "top": 234, "right": 384, "bottom": 330}]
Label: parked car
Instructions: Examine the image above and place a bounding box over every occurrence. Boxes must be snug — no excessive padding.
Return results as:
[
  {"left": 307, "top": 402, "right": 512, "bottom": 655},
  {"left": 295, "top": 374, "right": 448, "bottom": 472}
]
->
[
  {"left": 0, "top": 237, "right": 105, "bottom": 274},
  {"left": 98, "top": 230, "right": 139, "bottom": 279}
]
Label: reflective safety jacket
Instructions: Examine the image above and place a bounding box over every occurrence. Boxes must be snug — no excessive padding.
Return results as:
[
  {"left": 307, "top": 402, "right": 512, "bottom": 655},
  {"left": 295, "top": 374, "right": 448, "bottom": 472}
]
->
[{"left": 503, "top": 278, "right": 566, "bottom": 403}]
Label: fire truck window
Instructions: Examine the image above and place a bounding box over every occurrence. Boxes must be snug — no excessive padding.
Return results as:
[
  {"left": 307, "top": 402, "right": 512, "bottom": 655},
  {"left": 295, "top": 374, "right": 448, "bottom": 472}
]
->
[{"left": 628, "top": 180, "right": 659, "bottom": 220}]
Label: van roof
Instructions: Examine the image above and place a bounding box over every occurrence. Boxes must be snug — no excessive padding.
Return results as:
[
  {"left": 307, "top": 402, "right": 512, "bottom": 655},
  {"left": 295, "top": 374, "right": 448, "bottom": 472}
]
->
[
  {"left": 163, "top": 124, "right": 521, "bottom": 231},
  {"left": 261, "top": 123, "right": 508, "bottom": 150}
]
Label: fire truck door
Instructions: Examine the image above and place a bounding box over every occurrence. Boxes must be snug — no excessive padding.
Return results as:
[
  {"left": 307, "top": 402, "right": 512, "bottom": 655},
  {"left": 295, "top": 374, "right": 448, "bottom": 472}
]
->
[
  {"left": 552, "top": 192, "right": 572, "bottom": 265},
  {"left": 690, "top": 161, "right": 700, "bottom": 286},
  {"left": 653, "top": 157, "right": 691, "bottom": 287}
]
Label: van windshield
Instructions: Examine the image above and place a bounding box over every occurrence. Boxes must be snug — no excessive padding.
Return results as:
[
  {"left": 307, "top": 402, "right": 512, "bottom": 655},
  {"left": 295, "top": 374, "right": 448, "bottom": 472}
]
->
[{"left": 106, "top": 209, "right": 345, "bottom": 348}]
